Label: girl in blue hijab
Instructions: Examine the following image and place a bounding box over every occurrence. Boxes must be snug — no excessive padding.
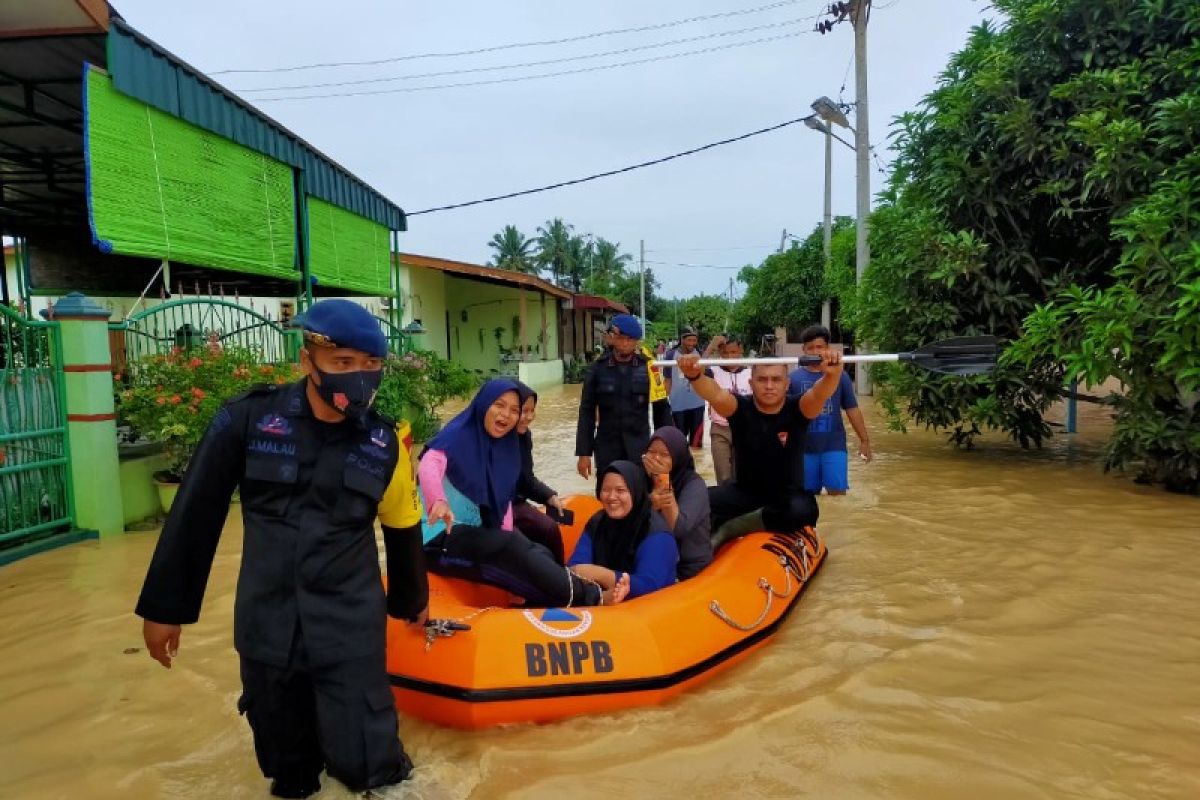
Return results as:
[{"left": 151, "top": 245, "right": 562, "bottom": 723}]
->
[{"left": 418, "top": 379, "right": 522, "bottom": 532}]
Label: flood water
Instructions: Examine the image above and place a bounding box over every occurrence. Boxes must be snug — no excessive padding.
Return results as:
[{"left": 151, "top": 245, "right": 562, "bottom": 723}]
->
[{"left": 1, "top": 383, "right": 1197, "bottom": 799}]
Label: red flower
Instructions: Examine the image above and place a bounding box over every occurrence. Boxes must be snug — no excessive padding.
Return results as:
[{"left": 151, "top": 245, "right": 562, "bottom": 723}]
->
[
  {"left": 188, "top": 357, "right": 203, "bottom": 369},
  {"left": 170, "top": 394, "right": 182, "bottom": 405},
  {"left": 156, "top": 396, "right": 166, "bottom": 406},
  {"left": 191, "top": 387, "right": 206, "bottom": 400}
]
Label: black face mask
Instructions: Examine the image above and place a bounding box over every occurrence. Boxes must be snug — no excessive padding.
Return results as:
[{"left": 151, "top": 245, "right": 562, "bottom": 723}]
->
[{"left": 311, "top": 367, "right": 382, "bottom": 423}]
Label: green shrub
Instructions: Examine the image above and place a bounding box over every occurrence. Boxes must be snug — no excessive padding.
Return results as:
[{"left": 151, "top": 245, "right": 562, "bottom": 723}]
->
[{"left": 372, "top": 349, "right": 480, "bottom": 442}]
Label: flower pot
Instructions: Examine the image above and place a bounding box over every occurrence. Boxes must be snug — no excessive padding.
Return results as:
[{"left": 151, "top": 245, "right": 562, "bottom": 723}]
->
[{"left": 153, "top": 474, "right": 181, "bottom": 515}]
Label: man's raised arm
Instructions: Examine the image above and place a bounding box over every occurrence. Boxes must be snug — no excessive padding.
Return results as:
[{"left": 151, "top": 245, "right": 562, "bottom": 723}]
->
[
  {"left": 676, "top": 353, "right": 737, "bottom": 419},
  {"left": 799, "top": 351, "right": 844, "bottom": 419}
]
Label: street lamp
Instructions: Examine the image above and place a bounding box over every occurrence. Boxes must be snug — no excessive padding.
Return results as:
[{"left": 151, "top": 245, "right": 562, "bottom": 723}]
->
[
  {"left": 811, "top": 95, "right": 850, "bottom": 129},
  {"left": 806, "top": 97, "right": 852, "bottom": 335}
]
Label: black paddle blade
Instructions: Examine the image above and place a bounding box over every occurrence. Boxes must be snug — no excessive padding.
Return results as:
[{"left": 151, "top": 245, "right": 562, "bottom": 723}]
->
[{"left": 906, "top": 335, "right": 998, "bottom": 376}]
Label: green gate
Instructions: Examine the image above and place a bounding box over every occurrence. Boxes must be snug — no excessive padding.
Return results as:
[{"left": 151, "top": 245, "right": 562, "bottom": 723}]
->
[
  {"left": 0, "top": 304, "right": 74, "bottom": 560},
  {"left": 375, "top": 315, "right": 419, "bottom": 357},
  {"left": 113, "top": 299, "right": 301, "bottom": 366}
]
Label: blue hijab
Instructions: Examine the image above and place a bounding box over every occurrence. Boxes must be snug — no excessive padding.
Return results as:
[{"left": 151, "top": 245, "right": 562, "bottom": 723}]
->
[{"left": 427, "top": 378, "right": 522, "bottom": 527}]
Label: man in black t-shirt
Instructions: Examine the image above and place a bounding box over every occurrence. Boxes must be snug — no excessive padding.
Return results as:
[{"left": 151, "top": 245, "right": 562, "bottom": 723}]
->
[{"left": 676, "top": 351, "right": 843, "bottom": 537}]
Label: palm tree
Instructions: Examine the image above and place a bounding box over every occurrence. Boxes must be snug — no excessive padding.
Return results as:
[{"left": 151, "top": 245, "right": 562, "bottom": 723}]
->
[
  {"left": 487, "top": 225, "right": 536, "bottom": 273},
  {"left": 534, "top": 218, "right": 574, "bottom": 287},
  {"left": 563, "top": 235, "right": 593, "bottom": 293},
  {"left": 586, "top": 238, "right": 632, "bottom": 295}
]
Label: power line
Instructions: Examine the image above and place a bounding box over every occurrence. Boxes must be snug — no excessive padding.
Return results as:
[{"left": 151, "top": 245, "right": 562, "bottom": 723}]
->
[
  {"left": 237, "top": 17, "right": 819, "bottom": 93},
  {"left": 645, "top": 260, "right": 746, "bottom": 270},
  {"left": 407, "top": 115, "right": 815, "bottom": 216},
  {"left": 646, "top": 245, "right": 773, "bottom": 253},
  {"left": 837, "top": 48, "right": 854, "bottom": 103},
  {"left": 211, "top": 0, "right": 812, "bottom": 75},
  {"left": 254, "top": 30, "right": 813, "bottom": 101}
]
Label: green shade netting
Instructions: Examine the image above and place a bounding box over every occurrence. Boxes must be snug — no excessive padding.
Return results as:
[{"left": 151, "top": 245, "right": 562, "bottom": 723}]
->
[
  {"left": 306, "top": 197, "right": 391, "bottom": 295},
  {"left": 84, "top": 68, "right": 296, "bottom": 279}
]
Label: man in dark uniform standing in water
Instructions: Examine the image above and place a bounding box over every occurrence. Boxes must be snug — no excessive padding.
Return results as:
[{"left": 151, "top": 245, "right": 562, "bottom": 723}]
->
[
  {"left": 136, "top": 299, "right": 428, "bottom": 799},
  {"left": 575, "top": 313, "right": 672, "bottom": 482}
]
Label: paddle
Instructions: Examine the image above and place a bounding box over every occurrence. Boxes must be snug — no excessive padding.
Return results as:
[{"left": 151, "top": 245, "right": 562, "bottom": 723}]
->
[{"left": 655, "top": 335, "right": 998, "bottom": 377}]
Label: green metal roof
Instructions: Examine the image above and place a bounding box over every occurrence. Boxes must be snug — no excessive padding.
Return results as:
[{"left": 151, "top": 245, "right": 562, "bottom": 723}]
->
[{"left": 105, "top": 18, "right": 406, "bottom": 231}]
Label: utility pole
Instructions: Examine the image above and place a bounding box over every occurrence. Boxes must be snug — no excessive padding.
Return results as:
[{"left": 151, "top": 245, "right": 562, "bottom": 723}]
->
[
  {"left": 639, "top": 239, "right": 646, "bottom": 334},
  {"left": 821, "top": 120, "right": 833, "bottom": 331},
  {"left": 724, "top": 276, "right": 734, "bottom": 332},
  {"left": 778, "top": 228, "right": 788, "bottom": 253},
  {"left": 852, "top": 0, "right": 872, "bottom": 394},
  {"left": 817, "top": 1, "right": 872, "bottom": 394}
]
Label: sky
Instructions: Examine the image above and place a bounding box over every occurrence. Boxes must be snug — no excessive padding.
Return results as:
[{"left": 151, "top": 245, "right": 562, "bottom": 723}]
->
[{"left": 112, "top": 0, "right": 999, "bottom": 300}]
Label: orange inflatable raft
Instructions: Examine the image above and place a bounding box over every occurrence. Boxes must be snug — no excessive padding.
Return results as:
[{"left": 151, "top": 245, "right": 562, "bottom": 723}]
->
[{"left": 385, "top": 496, "right": 826, "bottom": 729}]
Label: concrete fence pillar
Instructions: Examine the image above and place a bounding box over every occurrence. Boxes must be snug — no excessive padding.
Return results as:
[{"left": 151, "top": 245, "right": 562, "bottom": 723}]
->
[{"left": 45, "top": 292, "right": 124, "bottom": 536}]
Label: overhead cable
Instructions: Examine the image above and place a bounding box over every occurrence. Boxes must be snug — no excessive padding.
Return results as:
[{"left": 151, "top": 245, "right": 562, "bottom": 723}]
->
[
  {"left": 407, "top": 116, "right": 814, "bottom": 216},
  {"left": 254, "top": 30, "right": 812, "bottom": 101},
  {"left": 211, "top": 0, "right": 811, "bottom": 75},
  {"left": 646, "top": 245, "right": 773, "bottom": 253},
  {"left": 237, "top": 17, "right": 818, "bottom": 93},
  {"left": 645, "top": 260, "right": 746, "bottom": 270}
]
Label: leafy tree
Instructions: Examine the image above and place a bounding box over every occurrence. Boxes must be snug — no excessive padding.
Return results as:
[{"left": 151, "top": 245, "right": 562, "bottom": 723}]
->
[
  {"left": 732, "top": 227, "right": 826, "bottom": 345},
  {"left": 824, "top": 217, "right": 859, "bottom": 335},
  {"left": 563, "top": 234, "right": 592, "bottom": 293},
  {"left": 487, "top": 225, "right": 537, "bottom": 273},
  {"left": 534, "top": 218, "right": 575, "bottom": 287},
  {"left": 675, "top": 294, "right": 734, "bottom": 341},
  {"left": 858, "top": 0, "right": 1200, "bottom": 491},
  {"left": 584, "top": 238, "right": 632, "bottom": 295},
  {"left": 611, "top": 267, "right": 666, "bottom": 322}
]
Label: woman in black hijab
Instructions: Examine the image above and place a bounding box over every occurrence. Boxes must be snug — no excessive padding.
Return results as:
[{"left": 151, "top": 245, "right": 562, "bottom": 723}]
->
[
  {"left": 568, "top": 461, "right": 679, "bottom": 599},
  {"left": 512, "top": 383, "right": 565, "bottom": 563},
  {"left": 642, "top": 426, "right": 713, "bottom": 579}
]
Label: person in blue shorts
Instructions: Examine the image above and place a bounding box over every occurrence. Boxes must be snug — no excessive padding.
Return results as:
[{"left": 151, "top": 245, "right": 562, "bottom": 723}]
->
[{"left": 788, "top": 325, "right": 873, "bottom": 495}]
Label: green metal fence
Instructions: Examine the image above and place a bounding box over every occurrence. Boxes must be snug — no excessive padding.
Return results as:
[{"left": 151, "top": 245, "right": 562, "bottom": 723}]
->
[
  {"left": 0, "top": 304, "right": 73, "bottom": 551},
  {"left": 375, "top": 315, "right": 417, "bottom": 357},
  {"left": 112, "top": 298, "right": 301, "bottom": 367}
]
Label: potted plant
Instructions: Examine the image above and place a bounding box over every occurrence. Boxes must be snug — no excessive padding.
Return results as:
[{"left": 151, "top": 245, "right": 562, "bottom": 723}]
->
[{"left": 116, "top": 343, "right": 301, "bottom": 513}]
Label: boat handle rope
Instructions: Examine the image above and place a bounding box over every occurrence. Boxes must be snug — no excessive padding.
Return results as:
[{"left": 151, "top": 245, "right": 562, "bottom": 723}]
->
[
  {"left": 709, "top": 529, "right": 821, "bottom": 632},
  {"left": 424, "top": 605, "right": 500, "bottom": 651}
]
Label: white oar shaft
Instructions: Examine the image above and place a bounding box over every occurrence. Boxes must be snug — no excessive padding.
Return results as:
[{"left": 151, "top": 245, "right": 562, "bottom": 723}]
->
[{"left": 654, "top": 354, "right": 903, "bottom": 367}]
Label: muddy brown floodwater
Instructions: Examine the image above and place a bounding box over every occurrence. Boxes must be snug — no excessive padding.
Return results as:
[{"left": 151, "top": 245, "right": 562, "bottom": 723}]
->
[{"left": 1, "top": 384, "right": 1198, "bottom": 799}]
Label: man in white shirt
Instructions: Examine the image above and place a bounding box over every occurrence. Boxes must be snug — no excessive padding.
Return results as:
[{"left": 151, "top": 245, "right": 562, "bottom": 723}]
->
[{"left": 707, "top": 335, "right": 752, "bottom": 484}]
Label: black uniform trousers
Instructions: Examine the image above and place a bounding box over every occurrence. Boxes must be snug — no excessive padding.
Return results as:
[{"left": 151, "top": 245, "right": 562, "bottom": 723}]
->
[
  {"left": 425, "top": 526, "right": 601, "bottom": 607},
  {"left": 513, "top": 502, "right": 566, "bottom": 564},
  {"left": 672, "top": 407, "right": 705, "bottom": 448},
  {"left": 708, "top": 482, "right": 820, "bottom": 535},
  {"left": 238, "top": 628, "right": 411, "bottom": 794}
]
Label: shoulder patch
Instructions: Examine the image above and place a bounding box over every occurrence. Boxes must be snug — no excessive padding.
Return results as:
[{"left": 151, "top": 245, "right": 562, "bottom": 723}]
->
[{"left": 372, "top": 409, "right": 397, "bottom": 428}]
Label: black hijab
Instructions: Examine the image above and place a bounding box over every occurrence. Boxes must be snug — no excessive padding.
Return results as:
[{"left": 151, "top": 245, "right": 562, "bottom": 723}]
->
[
  {"left": 514, "top": 381, "right": 536, "bottom": 464},
  {"left": 586, "top": 461, "right": 654, "bottom": 573},
  {"left": 515, "top": 382, "right": 537, "bottom": 444},
  {"left": 649, "top": 426, "right": 701, "bottom": 497}
]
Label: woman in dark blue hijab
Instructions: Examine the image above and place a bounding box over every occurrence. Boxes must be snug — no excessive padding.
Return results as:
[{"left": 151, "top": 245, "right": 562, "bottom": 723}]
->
[
  {"left": 419, "top": 378, "right": 522, "bottom": 531},
  {"left": 417, "top": 380, "right": 624, "bottom": 607}
]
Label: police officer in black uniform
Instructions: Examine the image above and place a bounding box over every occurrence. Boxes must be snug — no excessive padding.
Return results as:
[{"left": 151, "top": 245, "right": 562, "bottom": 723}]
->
[
  {"left": 136, "top": 299, "right": 428, "bottom": 799},
  {"left": 575, "top": 314, "right": 672, "bottom": 482}
]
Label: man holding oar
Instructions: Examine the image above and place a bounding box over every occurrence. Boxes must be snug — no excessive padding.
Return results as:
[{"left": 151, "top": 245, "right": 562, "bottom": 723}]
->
[
  {"left": 674, "top": 349, "right": 843, "bottom": 539},
  {"left": 666, "top": 335, "right": 998, "bottom": 542}
]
